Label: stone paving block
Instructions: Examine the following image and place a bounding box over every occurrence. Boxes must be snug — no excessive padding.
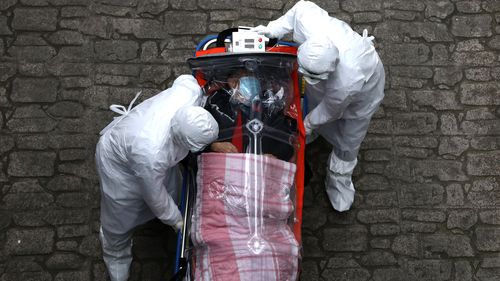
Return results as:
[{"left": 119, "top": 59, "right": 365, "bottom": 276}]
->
[
  {"left": 401, "top": 221, "right": 437, "bottom": 233},
  {"left": 140, "top": 41, "right": 159, "bottom": 61},
  {"left": 402, "top": 209, "right": 446, "bottom": 222},
  {"left": 0, "top": 135, "right": 15, "bottom": 155},
  {"left": 393, "top": 113, "right": 438, "bottom": 134},
  {"left": 455, "top": 260, "right": 473, "bottom": 281},
  {"left": 342, "top": 0, "right": 382, "bottom": 12},
  {"left": 408, "top": 90, "right": 462, "bottom": 110},
  {"left": 0, "top": 272, "right": 52, "bottom": 281},
  {"left": 8, "top": 151, "right": 56, "bottom": 177},
  {"left": 422, "top": 233, "right": 474, "bottom": 257},
  {"left": 467, "top": 151, "right": 500, "bottom": 176},
  {"left": 56, "top": 241, "right": 79, "bottom": 251},
  {"left": 239, "top": 8, "right": 277, "bottom": 20},
  {"left": 452, "top": 51, "right": 496, "bottom": 66},
  {"left": 5, "top": 228, "right": 54, "bottom": 255},
  {"left": 456, "top": 0, "right": 482, "bottom": 13},
  {"left": 4, "top": 258, "right": 45, "bottom": 272},
  {"left": 369, "top": 224, "right": 400, "bottom": 236},
  {"left": 300, "top": 261, "right": 320, "bottom": 280},
  {"left": 476, "top": 227, "right": 500, "bottom": 251},
  {"left": 210, "top": 10, "right": 238, "bottom": 21},
  {"left": 382, "top": 43, "right": 430, "bottom": 65},
  {"left": 407, "top": 260, "right": 452, "bottom": 281},
  {"left": 79, "top": 234, "right": 102, "bottom": 258},
  {"left": 399, "top": 183, "right": 444, "bottom": 206},
  {"left": 139, "top": 65, "right": 171, "bottom": 85},
  {"left": 382, "top": 90, "right": 406, "bottom": 109},
  {"left": 481, "top": 256, "right": 500, "bottom": 268},
  {"left": 54, "top": 271, "right": 90, "bottom": 281},
  {"left": 425, "top": 0, "right": 454, "bottom": 19},
  {"left": 470, "top": 137, "right": 500, "bottom": 150},
  {"left": 17, "top": 63, "right": 48, "bottom": 77},
  {"left": 15, "top": 135, "right": 48, "bottom": 150},
  {"left": 46, "top": 253, "right": 84, "bottom": 269},
  {"left": 12, "top": 8, "right": 58, "bottom": 31},
  {"left": 303, "top": 236, "right": 323, "bottom": 258},
  {"left": 370, "top": 238, "right": 391, "bottom": 249},
  {"left": 360, "top": 250, "right": 396, "bottom": 266},
  {"left": 353, "top": 12, "right": 382, "bottom": 23},
  {"left": 0, "top": 64, "right": 16, "bottom": 82},
  {"left": 61, "top": 6, "right": 90, "bottom": 17},
  {"left": 321, "top": 267, "right": 370, "bottom": 281},
  {"left": 392, "top": 234, "right": 420, "bottom": 257},
  {"left": 0, "top": 16, "right": 11, "bottom": 35},
  {"left": 483, "top": 1, "right": 500, "bottom": 12},
  {"left": 94, "top": 40, "right": 139, "bottom": 61},
  {"left": 111, "top": 18, "right": 166, "bottom": 39},
  {"left": 452, "top": 15, "right": 493, "bottom": 37},
  {"left": 461, "top": 119, "right": 500, "bottom": 135},
  {"left": 465, "top": 108, "right": 496, "bottom": 120},
  {"left": 438, "top": 137, "right": 469, "bottom": 156},
  {"left": 56, "top": 192, "right": 90, "bottom": 208},
  {"left": 461, "top": 82, "right": 500, "bottom": 105},
  {"left": 364, "top": 191, "right": 397, "bottom": 207},
  {"left": 414, "top": 160, "right": 468, "bottom": 181},
  {"left": 473, "top": 178, "right": 499, "bottom": 192},
  {"left": 164, "top": 12, "right": 207, "bottom": 34},
  {"left": 465, "top": 68, "right": 492, "bottom": 81},
  {"left": 1, "top": 193, "right": 54, "bottom": 210},
  {"left": 372, "top": 267, "right": 416, "bottom": 281},
  {"left": 479, "top": 210, "right": 500, "bottom": 225},
  {"left": 43, "top": 209, "right": 89, "bottom": 225},
  {"left": 47, "top": 30, "right": 85, "bottom": 45},
  {"left": 447, "top": 210, "right": 477, "bottom": 230},
  {"left": 323, "top": 226, "right": 368, "bottom": 252},
  {"left": 11, "top": 78, "right": 58, "bottom": 103},
  {"left": 0, "top": 0, "right": 16, "bottom": 10},
  {"left": 137, "top": 0, "right": 169, "bottom": 15},
  {"left": 302, "top": 207, "right": 327, "bottom": 230},
  {"left": 358, "top": 209, "right": 399, "bottom": 223},
  {"left": 79, "top": 16, "right": 108, "bottom": 38},
  {"left": 457, "top": 39, "right": 485, "bottom": 51},
  {"left": 243, "top": 0, "right": 286, "bottom": 9}
]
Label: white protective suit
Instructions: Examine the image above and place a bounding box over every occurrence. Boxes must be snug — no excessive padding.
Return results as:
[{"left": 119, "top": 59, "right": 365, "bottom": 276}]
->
[
  {"left": 254, "top": 1, "right": 385, "bottom": 211},
  {"left": 95, "top": 75, "right": 218, "bottom": 281}
]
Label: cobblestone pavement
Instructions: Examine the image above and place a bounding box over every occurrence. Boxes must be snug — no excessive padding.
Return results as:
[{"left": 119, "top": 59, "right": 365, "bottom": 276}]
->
[{"left": 0, "top": 0, "right": 499, "bottom": 280}]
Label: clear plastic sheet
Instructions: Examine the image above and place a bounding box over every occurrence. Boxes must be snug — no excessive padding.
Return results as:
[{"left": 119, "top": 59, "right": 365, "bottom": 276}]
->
[{"left": 188, "top": 53, "right": 302, "bottom": 281}]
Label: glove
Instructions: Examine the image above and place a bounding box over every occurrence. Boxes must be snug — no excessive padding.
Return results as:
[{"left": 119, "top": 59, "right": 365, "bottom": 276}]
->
[
  {"left": 171, "top": 218, "right": 184, "bottom": 233},
  {"left": 251, "top": 25, "right": 274, "bottom": 37},
  {"left": 304, "top": 114, "right": 314, "bottom": 136}
]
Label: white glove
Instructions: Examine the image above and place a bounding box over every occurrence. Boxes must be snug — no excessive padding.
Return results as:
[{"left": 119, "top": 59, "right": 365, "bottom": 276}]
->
[
  {"left": 304, "top": 114, "right": 315, "bottom": 136},
  {"left": 172, "top": 219, "right": 184, "bottom": 233},
  {"left": 251, "top": 25, "right": 273, "bottom": 37}
]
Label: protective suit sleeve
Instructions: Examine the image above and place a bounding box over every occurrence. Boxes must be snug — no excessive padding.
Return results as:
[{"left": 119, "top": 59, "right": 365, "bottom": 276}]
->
[
  {"left": 266, "top": 1, "right": 329, "bottom": 40},
  {"left": 306, "top": 80, "right": 364, "bottom": 128},
  {"left": 127, "top": 142, "right": 182, "bottom": 226},
  {"left": 266, "top": 1, "right": 302, "bottom": 38}
]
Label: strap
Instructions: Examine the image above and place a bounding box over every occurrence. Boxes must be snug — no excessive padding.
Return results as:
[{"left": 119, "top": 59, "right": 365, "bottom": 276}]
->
[
  {"left": 109, "top": 91, "right": 142, "bottom": 116},
  {"left": 362, "top": 29, "right": 375, "bottom": 42}
]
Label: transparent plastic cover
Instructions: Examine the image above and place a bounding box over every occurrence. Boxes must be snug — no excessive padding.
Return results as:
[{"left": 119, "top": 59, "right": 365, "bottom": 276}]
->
[{"left": 188, "top": 53, "right": 301, "bottom": 281}]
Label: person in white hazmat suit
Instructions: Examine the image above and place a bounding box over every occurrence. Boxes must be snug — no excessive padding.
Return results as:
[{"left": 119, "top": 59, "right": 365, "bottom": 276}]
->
[
  {"left": 95, "top": 75, "right": 218, "bottom": 281},
  {"left": 253, "top": 0, "right": 385, "bottom": 211}
]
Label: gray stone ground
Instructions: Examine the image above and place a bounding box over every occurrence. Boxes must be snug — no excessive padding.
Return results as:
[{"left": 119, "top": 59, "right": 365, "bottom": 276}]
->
[{"left": 0, "top": 0, "right": 499, "bottom": 280}]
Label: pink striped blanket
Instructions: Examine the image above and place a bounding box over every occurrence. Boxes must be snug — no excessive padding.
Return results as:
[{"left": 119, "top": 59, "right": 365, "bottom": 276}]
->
[{"left": 191, "top": 153, "right": 300, "bottom": 281}]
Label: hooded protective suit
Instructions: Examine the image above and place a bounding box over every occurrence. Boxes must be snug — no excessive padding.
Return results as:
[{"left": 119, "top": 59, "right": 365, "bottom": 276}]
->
[
  {"left": 254, "top": 1, "right": 385, "bottom": 211},
  {"left": 95, "top": 75, "right": 218, "bottom": 281}
]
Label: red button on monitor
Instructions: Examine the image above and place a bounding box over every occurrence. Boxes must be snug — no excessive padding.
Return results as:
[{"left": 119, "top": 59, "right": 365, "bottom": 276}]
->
[{"left": 258, "top": 38, "right": 262, "bottom": 42}]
